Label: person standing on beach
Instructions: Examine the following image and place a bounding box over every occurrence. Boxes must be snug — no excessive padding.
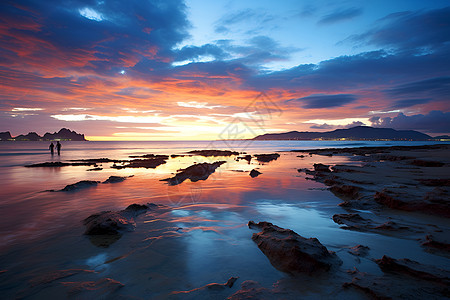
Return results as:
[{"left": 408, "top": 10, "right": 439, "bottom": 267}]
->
[
  {"left": 49, "top": 142, "right": 55, "bottom": 155},
  {"left": 56, "top": 141, "right": 61, "bottom": 155}
]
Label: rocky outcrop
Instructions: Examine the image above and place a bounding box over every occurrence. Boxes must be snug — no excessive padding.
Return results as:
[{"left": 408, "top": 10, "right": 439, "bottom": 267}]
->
[
  {"left": 60, "top": 180, "right": 100, "bottom": 192},
  {"left": 171, "top": 277, "right": 238, "bottom": 295},
  {"left": 0, "top": 131, "right": 12, "bottom": 141},
  {"left": 237, "top": 155, "right": 252, "bottom": 163},
  {"left": 102, "top": 175, "right": 133, "bottom": 184},
  {"left": 227, "top": 280, "right": 278, "bottom": 300},
  {"left": 375, "top": 255, "right": 450, "bottom": 285},
  {"left": 254, "top": 153, "right": 280, "bottom": 163},
  {"left": 187, "top": 150, "right": 239, "bottom": 156},
  {"left": 248, "top": 221, "right": 341, "bottom": 274},
  {"left": 83, "top": 203, "right": 156, "bottom": 235},
  {"left": 161, "top": 161, "right": 225, "bottom": 185},
  {"left": 62, "top": 278, "right": 124, "bottom": 297},
  {"left": 348, "top": 245, "right": 370, "bottom": 257},
  {"left": 249, "top": 169, "right": 262, "bottom": 178},
  {"left": 111, "top": 155, "right": 168, "bottom": 169}
]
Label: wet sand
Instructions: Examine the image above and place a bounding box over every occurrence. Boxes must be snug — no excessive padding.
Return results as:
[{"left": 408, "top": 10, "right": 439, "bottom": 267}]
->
[{"left": 0, "top": 144, "right": 449, "bottom": 299}]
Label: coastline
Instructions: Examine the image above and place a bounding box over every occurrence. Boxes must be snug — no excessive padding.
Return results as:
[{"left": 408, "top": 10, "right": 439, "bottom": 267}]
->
[{"left": 0, "top": 142, "right": 448, "bottom": 299}]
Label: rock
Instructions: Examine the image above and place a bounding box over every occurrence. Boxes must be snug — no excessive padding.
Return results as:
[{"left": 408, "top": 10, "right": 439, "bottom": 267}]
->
[
  {"left": 60, "top": 180, "right": 100, "bottom": 192},
  {"left": 237, "top": 154, "right": 252, "bottom": 163},
  {"left": 418, "top": 178, "right": 450, "bottom": 186},
  {"left": 254, "top": 153, "right": 280, "bottom": 163},
  {"left": 421, "top": 234, "right": 450, "bottom": 252},
  {"left": 83, "top": 203, "right": 151, "bottom": 235},
  {"left": 102, "top": 175, "right": 133, "bottom": 184},
  {"left": 248, "top": 221, "right": 341, "bottom": 274},
  {"left": 29, "top": 269, "right": 96, "bottom": 287},
  {"left": 26, "top": 162, "right": 69, "bottom": 167},
  {"left": 249, "top": 169, "right": 262, "bottom": 178},
  {"left": 375, "top": 255, "right": 450, "bottom": 285},
  {"left": 187, "top": 150, "right": 239, "bottom": 156},
  {"left": 87, "top": 167, "right": 103, "bottom": 171},
  {"left": 332, "top": 214, "right": 369, "bottom": 229},
  {"left": 227, "top": 280, "right": 276, "bottom": 300},
  {"left": 411, "top": 160, "right": 444, "bottom": 167},
  {"left": 161, "top": 161, "right": 225, "bottom": 185},
  {"left": 111, "top": 155, "right": 167, "bottom": 169},
  {"left": 171, "top": 277, "right": 239, "bottom": 295},
  {"left": 348, "top": 245, "right": 370, "bottom": 257},
  {"left": 313, "top": 163, "right": 331, "bottom": 172},
  {"left": 375, "top": 189, "right": 450, "bottom": 218},
  {"left": 329, "top": 184, "right": 360, "bottom": 199},
  {"left": 297, "top": 155, "right": 305, "bottom": 158},
  {"left": 128, "top": 154, "right": 169, "bottom": 159},
  {"left": 61, "top": 278, "right": 124, "bottom": 297}
]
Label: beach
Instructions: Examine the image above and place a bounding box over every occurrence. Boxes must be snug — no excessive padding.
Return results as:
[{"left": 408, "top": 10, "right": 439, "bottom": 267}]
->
[{"left": 0, "top": 141, "right": 448, "bottom": 299}]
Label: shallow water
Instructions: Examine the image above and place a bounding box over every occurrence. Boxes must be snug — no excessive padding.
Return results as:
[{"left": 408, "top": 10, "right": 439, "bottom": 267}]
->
[{"left": 0, "top": 140, "right": 448, "bottom": 299}]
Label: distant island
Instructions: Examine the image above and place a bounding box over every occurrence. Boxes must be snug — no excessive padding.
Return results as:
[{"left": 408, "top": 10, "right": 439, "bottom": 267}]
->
[
  {"left": 0, "top": 128, "right": 87, "bottom": 141},
  {"left": 253, "top": 126, "right": 448, "bottom": 141}
]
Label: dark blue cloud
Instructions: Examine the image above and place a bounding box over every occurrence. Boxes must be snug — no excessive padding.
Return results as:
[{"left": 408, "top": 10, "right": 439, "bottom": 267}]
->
[
  {"left": 370, "top": 111, "right": 450, "bottom": 133},
  {"left": 289, "top": 94, "right": 357, "bottom": 109},
  {"left": 318, "top": 7, "right": 362, "bottom": 24},
  {"left": 390, "top": 98, "right": 432, "bottom": 109},
  {"left": 386, "top": 77, "right": 450, "bottom": 98},
  {"left": 348, "top": 6, "right": 450, "bottom": 51}
]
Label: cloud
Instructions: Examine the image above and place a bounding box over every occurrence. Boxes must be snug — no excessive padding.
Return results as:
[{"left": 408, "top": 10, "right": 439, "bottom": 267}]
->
[
  {"left": 310, "top": 123, "right": 333, "bottom": 129},
  {"left": 290, "top": 94, "right": 357, "bottom": 109},
  {"left": 347, "top": 6, "right": 450, "bottom": 52},
  {"left": 370, "top": 111, "right": 450, "bottom": 133},
  {"left": 318, "top": 7, "right": 362, "bottom": 24},
  {"left": 390, "top": 98, "right": 432, "bottom": 109},
  {"left": 385, "top": 76, "right": 450, "bottom": 98},
  {"left": 214, "top": 9, "right": 274, "bottom": 33}
]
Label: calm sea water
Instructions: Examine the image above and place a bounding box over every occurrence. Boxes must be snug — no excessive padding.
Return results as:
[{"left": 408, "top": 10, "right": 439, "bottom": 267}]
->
[{"left": 0, "top": 140, "right": 448, "bottom": 298}]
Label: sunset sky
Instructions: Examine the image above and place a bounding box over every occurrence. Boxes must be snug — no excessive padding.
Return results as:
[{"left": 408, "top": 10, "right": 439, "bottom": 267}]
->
[{"left": 1, "top": 0, "right": 449, "bottom": 140}]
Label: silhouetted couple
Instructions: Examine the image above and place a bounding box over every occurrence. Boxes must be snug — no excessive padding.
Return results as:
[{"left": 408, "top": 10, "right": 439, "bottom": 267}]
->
[{"left": 49, "top": 141, "right": 61, "bottom": 155}]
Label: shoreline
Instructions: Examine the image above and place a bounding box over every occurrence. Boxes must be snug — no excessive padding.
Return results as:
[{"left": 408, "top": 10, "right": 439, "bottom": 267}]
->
[{"left": 0, "top": 143, "right": 448, "bottom": 299}]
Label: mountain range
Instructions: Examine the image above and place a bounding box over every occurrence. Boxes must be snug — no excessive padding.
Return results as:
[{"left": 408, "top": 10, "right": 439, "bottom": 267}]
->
[
  {"left": 0, "top": 128, "right": 87, "bottom": 141},
  {"left": 253, "top": 126, "right": 436, "bottom": 141}
]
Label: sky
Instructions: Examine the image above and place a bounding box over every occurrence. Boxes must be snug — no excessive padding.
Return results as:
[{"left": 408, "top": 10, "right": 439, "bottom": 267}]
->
[{"left": 0, "top": 0, "right": 449, "bottom": 140}]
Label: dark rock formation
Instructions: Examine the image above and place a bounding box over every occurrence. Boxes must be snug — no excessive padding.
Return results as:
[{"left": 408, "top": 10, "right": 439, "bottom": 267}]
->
[
  {"left": 421, "top": 234, "right": 450, "bottom": 252},
  {"left": 411, "top": 159, "right": 444, "bottom": 167},
  {"left": 161, "top": 161, "right": 225, "bottom": 185},
  {"left": 60, "top": 180, "right": 100, "bottom": 192},
  {"left": 42, "top": 128, "right": 86, "bottom": 141},
  {"left": 313, "top": 163, "right": 331, "bottom": 172},
  {"left": 83, "top": 203, "right": 152, "bottom": 235},
  {"left": 375, "top": 255, "right": 450, "bottom": 285},
  {"left": 330, "top": 184, "right": 360, "bottom": 199},
  {"left": 254, "top": 153, "right": 280, "bottom": 163},
  {"left": 171, "top": 277, "right": 238, "bottom": 295},
  {"left": 102, "top": 175, "right": 133, "bottom": 184},
  {"left": 249, "top": 169, "right": 262, "bottom": 178},
  {"left": 111, "top": 155, "right": 168, "bottom": 169},
  {"left": 227, "top": 280, "right": 277, "bottom": 300},
  {"left": 62, "top": 278, "right": 124, "bottom": 297},
  {"left": 237, "top": 154, "right": 252, "bottom": 163},
  {"left": 25, "top": 161, "right": 99, "bottom": 167},
  {"left": 187, "top": 149, "right": 239, "bottom": 156},
  {"left": 248, "top": 221, "right": 341, "bottom": 274},
  {"left": 348, "top": 245, "right": 370, "bottom": 257},
  {"left": 0, "top": 131, "right": 12, "bottom": 141}
]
